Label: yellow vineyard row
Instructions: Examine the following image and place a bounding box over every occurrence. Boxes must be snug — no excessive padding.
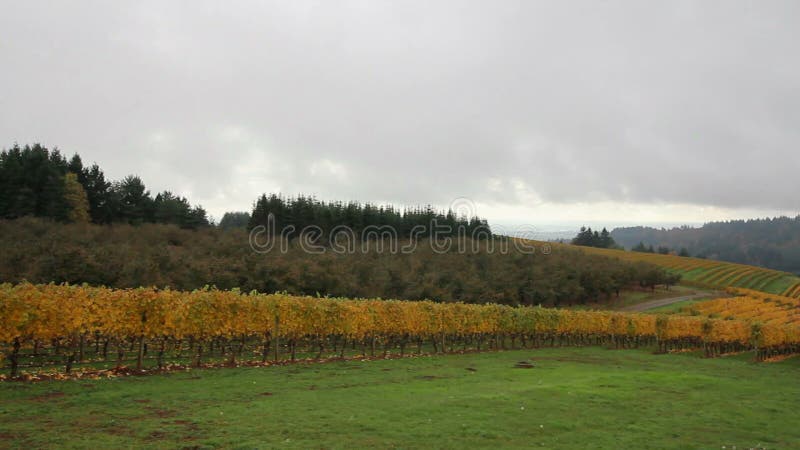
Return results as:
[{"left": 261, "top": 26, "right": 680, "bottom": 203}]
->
[
  {"left": 1, "top": 283, "right": 798, "bottom": 370},
  {"left": 687, "top": 288, "right": 800, "bottom": 328}
]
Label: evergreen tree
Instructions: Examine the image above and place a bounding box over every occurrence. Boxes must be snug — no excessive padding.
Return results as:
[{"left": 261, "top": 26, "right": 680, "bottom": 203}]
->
[
  {"left": 572, "top": 226, "right": 616, "bottom": 249},
  {"left": 114, "top": 176, "right": 152, "bottom": 225},
  {"left": 0, "top": 144, "right": 69, "bottom": 220},
  {"left": 246, "top": 193, "right": 490, "bottom": 241},
  {"left": 599, "top": 227, "right": 615, "bottom": 248},
  {"left": 572, "top": 226, "right": 595, "bottom": 246},
  {"left": 81, "top": 164, "right": 113, "bottom": 224},
  {"left": 1, "top": 143, "right": 209, "bottom": 228}
]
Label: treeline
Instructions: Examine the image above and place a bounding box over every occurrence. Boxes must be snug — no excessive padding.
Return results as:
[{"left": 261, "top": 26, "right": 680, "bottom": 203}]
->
[
  {"left": 571, "top": 226, "right": 618, "bottom": 249},
  {"left": 612, "top": 217, "right": 800, "bottom": 273},
  {"left": 0, "top": 218, "right": 678, "bottom": 307},
  {"left": 1, "top": 143, "right": 496, "bottom": 239},
  {"left": 631, "top": 242, "right": 689, "bottom": 257},
  {"left": 248, "top": 194, "right": 491, "bottom": 239},
  {"left": 0, "top": 143, "right": 209, "bottom": 228}
]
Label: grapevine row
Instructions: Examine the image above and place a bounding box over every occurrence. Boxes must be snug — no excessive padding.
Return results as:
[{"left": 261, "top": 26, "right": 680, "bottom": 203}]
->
[{"left": 1, "top": 283, "right": 798, "bottom": 378}]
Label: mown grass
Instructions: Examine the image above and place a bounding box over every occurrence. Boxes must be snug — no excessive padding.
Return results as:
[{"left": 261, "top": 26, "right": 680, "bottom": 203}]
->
[
  {"left": 571, "top": 285, "right": 696, "bottom": 311},
  {"left": 644, "top": 298, "right": 709, "bottom": 314},
  {"left": 1, "top": 347, "right": 798, "bottom": 449}
]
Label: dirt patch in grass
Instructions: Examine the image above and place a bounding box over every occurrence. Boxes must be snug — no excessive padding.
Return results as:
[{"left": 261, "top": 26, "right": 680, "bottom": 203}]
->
[
  {"left": 134, "top": 406, "right": 178, "bottom": 419},
  {"left": 105, "top": 424, "right": 138, "bottom": 437},
  {"left": 149, "top": 430, "right": 169, "bottom": 439},
  {"left": 417, "top": 375, "right": 443, "bottom": 380},
  {"left": 29, "top": 391, "right": 65, "bottom": 402},
  {"left": 174, "top": 420, "right": 202, "bottom": 433},
  {"left": 150, "top": 408, "right": 178, "bottom": 419},
  {"left": 174, "top": 419, "right": 200, "bottom": 429},
  {"left": 0, "top": 352, "right": 426, "bottom": 383},
  {"left": 173, "top": 419, "right": 203, "bottom": 441},
  {"left": 533, "top": 355, "right": 612, "bottom": 364},
  {"left": 763, "top": 354, "right": 799, "bottom": 363},
  {"left": 0, "top": 431, "right": 28, "bottom": 440}
]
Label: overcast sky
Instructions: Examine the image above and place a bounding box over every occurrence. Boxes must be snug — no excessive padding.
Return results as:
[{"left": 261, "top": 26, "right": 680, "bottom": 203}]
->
[{"left": 2, "top": 1, "right": 799, "bottom": 229}]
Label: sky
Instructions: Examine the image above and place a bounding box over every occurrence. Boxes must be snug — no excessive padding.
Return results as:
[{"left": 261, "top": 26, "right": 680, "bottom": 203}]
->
[{"left": 2, "top": 1, "right": 799, "bottom": 231}]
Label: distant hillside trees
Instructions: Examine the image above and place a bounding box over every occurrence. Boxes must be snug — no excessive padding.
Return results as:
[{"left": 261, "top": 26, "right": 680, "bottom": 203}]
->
[
  {"left": 0, "top": 218, "right": 679, "bottom": 307},
  {"left": 572, "top": 227, "right": 617, "bottom": 249},
  {"left": 248, "top": 193, "right": 491, "bottom": 240},
  {"left": 632, "top": 242, "right": 655, "bottom": 253},
  {"left": 613, "top": 218, "right": 800, "bottom": 273},
  {"left": 0, "top": 143, "right": 209, "bottom": 228}
]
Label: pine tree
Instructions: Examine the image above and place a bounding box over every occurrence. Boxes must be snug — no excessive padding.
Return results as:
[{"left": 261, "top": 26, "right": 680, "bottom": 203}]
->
[
  {"left": 599, "top": 228, "right": 616, "bottom": 248},
  {"left": 81, "top": 164, "right": 113, "bottom": 224},
  {"left": 114, "top": 175, "right": 152, "bottom": 224}
]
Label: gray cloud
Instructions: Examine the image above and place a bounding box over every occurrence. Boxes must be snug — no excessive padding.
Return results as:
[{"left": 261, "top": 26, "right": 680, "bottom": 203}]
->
[{"left": 2, "top": 1, "right": 799, "bottom": 221}]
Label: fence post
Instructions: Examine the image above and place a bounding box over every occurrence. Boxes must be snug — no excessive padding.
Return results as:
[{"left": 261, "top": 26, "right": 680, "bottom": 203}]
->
[{"left": 273, "top": 314, "right": 280, "bottom": 362}]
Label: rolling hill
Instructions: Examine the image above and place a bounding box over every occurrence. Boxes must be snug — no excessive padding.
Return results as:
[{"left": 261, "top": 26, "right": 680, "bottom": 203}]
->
[
  {"left": 611, "top": 217, "right": 800, "bottom": 274},
  {"left": 547, "top": 242, "right": 800, "bottom": 298}
]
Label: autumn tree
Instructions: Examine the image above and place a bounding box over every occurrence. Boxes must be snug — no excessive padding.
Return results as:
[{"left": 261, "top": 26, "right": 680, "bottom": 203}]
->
[{"left": 63, "top": 173, "right": 90, "bottom": 223}]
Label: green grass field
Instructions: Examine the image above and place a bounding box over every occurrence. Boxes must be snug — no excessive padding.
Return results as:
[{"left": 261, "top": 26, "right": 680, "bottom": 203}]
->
[
  {"left": 1, "top": 347, "right": 798, "bottom": 449},
  {"left": 573, "top": 285, "right": 698, "bottom": 311},
  {"left": 643, "top": 298, "right": 709, "bottom": 314}
]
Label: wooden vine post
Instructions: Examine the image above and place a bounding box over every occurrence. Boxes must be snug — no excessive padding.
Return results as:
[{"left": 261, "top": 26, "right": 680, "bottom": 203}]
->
[{"left": 273, "top": 313, "right": 280, "bottom": 362}]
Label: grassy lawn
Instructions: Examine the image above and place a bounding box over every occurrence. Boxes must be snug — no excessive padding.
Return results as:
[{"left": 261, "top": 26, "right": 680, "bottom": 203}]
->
[
  {"left": 645, "top": 298, "right": 709, "bottom": 314},
  {"left": 575, "top": 284, "right": 697, "bottom": 310},
  {"left": 1, "top": 348, "right": 798, "bottom": 449}
]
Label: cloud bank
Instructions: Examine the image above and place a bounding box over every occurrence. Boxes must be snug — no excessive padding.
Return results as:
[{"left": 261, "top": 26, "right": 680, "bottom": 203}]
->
[{"left": 2, "top": 1, "right": 798, "bottom": 224}]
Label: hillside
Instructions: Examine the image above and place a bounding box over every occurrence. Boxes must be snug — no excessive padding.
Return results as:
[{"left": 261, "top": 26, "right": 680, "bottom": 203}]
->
[
  {"left": 549, "top": 242, "right": 800, "bottom": 299},
  {"left": 0, "top": 218, "right": 677, "bottom": 307},
  {"left": 611, "top": 217, "right": 800, "bottom": 274}
]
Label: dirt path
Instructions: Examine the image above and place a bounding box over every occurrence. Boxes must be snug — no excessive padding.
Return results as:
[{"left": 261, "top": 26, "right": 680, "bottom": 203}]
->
[{"left": 619, "top": 291, "right": 715, "bottom": 312}]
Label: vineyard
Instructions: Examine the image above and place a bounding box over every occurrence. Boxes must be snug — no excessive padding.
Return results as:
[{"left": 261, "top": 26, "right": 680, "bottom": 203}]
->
[
  {"left": 650, "top": 288, "right": 800, "bottom": 360},
  {"left": 686, "top": 289, "right": 800, "bottom": 325},
  {"left": 2, "top": 283, "right": 799, "bottom": 379},
  {"left": 549, "top": 242, "right": 800, "bottom": 298}
]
